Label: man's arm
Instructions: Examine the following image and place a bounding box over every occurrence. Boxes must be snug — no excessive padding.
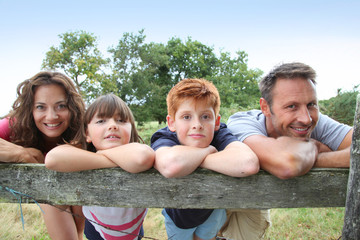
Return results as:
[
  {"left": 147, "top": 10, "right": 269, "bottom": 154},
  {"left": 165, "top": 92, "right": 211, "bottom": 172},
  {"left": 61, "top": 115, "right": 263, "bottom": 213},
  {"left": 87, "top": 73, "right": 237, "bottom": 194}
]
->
[
  {"left": 314, "top": 128, "right": 353, "bottom": 168},
  {"left": 154, "top": 145, "right": 217, "bottom": 178},
  {"left": 244, "top": 135, "right": 318, "bottom": 179},
  {"left": 200, "top": 141, "right": 259, "bottom": 177}
]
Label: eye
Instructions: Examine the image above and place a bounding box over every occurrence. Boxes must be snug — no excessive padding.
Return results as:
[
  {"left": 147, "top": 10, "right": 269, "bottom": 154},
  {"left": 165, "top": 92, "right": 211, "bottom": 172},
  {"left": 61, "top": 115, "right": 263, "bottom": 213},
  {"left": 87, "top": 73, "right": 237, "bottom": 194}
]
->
[
  {"left": 57, "top": 104, "right": 68, "bottom": 110},
  {"left": 308, "top": 102, "right": 318, "bottom": 108},
  {"left": 35, "top": 105, "right": 45, "bottom": 111},
  {"left": 183, "top": 115, "right": 191, "bottom": 120},
  {"left": 287, "top": 104, "right": 296, "bottom": 109},
  {"left": 201, "top": 114, "right": 211, "bottom": 120},
  {"left": 117, "top": 119, "right": 126, "bottom": 123},
  {"left": 95, "top": 119, "right": 105, "bottom": 124}
]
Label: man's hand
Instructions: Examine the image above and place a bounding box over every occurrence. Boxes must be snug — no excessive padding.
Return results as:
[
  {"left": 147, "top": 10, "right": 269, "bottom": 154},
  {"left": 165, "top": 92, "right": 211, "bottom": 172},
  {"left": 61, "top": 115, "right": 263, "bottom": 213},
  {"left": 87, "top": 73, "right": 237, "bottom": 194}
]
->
[{"left": 310, "top": 139, "right": 332, "bottom": 153}]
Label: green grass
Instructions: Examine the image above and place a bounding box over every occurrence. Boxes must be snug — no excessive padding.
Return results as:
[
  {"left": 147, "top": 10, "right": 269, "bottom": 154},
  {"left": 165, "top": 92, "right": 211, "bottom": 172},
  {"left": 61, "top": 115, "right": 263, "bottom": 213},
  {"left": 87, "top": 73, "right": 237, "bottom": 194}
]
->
[{"left": 0, "top": 204, "right": 345, "bottom": 240}]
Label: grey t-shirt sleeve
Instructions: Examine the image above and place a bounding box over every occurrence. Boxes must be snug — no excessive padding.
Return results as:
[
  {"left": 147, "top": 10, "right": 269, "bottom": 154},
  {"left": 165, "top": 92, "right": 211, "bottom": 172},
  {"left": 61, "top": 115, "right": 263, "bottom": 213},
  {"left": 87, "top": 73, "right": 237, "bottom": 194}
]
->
[
  {"left": 311, "top": 113, "right": 352, "bottom": 150},
  {"left": 227, "top": 110, "right": 352, "bottom": 150},
  {"left": 227, "top": 110, "right": 268, "bottom": 142}
]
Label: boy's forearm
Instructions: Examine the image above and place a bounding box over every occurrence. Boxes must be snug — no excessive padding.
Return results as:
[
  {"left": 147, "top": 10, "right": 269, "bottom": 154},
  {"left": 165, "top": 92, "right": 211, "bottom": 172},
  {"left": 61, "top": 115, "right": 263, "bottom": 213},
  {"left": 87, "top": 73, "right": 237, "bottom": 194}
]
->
[
  {"left": 201, "top": 141, "right": 259, "bottom": 177},
  {"left": 155, "top": 145, "right": 215, "bottom": 178}
]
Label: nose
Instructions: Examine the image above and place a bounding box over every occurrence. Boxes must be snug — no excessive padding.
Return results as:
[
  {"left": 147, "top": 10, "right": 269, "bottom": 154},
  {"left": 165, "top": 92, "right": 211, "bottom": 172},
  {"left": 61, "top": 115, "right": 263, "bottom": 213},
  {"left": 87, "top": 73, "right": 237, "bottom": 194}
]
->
[
  {"left": 297, "top": 106, "right": 312, "bottom": 125},
  {"left": 192, "top": 118, "right": 203, "bottom": 129},
  {"left": 108, "top": 119, "right": 118, "bottom": 130},
  {"left": 46, "top": 108, "right": 59, "bottom": 120}
]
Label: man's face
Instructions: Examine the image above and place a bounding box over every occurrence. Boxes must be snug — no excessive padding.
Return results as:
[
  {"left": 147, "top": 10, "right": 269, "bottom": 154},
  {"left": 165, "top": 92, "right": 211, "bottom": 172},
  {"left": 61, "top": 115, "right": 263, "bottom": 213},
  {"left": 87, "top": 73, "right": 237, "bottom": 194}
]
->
[
  {"left": 167, "top": 98, "right": 220, "bottom": 148},
  {"left": 261, "top": 77, "right": 319, "bottom": 139}
]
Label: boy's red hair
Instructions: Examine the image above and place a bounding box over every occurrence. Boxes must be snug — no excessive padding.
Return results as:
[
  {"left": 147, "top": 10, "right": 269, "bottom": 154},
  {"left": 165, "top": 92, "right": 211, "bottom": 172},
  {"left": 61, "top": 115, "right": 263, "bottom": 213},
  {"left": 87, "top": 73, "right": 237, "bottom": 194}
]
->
[{"left": 166, "top": 78, "right": 220, "bottom": 118}]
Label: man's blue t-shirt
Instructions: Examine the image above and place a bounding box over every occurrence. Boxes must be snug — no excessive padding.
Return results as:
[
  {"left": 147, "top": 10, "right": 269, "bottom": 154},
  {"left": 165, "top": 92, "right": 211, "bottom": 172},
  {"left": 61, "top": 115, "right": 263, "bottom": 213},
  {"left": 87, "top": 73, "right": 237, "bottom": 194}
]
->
[{"left": 150, "top": 123, "right": 237, "bottom": 229}]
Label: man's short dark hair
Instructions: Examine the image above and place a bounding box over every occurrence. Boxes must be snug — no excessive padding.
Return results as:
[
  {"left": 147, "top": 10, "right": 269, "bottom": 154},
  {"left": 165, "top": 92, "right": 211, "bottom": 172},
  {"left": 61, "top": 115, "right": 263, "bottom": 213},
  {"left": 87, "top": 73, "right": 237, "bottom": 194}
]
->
[{"left": 259, "top": 62, "right": 317, "bottom": 106}]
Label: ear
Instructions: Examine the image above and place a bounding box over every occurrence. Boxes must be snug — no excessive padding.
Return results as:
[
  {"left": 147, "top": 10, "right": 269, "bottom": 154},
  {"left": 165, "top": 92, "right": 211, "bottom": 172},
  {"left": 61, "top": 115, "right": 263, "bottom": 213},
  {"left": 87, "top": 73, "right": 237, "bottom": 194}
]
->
[
  {"left": 86, "top": 130, "right": 92, "bottom": 143},
  {"left": 166, "top": 115, "right": 176, "bottom": 132},
  {"left": 215, "top": 115, "right": 221, "bottom": 131},
  {"left": 260, "top": 98, "right": 271, "bottom": 117}
]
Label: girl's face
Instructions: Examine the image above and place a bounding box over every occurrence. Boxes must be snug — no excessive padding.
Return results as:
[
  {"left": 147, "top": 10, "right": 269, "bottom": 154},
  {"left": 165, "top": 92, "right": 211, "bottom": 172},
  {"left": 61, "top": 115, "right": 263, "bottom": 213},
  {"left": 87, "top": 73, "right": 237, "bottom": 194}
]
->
[
  {"left": 86, "top": 112, "right": 132, "bottom": 150},
  {"left": 32, "top": 84, "right": 70, "bottom": 142}
]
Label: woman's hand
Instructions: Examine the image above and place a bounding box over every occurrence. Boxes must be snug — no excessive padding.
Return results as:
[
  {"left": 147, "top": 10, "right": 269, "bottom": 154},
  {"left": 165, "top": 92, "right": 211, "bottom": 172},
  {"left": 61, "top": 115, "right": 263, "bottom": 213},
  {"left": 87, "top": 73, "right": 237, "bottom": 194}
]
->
[{"left": 0, "top": 138, "right": 44, "bottom": 163}]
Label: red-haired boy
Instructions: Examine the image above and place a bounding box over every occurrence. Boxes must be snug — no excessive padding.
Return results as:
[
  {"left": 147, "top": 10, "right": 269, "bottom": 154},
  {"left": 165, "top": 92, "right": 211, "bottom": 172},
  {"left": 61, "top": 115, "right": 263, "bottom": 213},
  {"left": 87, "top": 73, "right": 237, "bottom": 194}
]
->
[{"left": 151, "top": 78, "right": 259, "bottom": 240}]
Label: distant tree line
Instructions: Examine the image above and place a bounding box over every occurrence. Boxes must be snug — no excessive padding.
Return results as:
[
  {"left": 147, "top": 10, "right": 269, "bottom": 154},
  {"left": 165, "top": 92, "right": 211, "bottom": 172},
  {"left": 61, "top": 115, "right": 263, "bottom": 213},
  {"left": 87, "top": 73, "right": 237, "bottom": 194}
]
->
[
  {"left": 319, "top": 86, "right": 359, "bottom": 126},
  {"left": 41, "top": 29, "right": 262, "bottom": 123},
  {"left": 41, "top": 29, "right": 358, "bottom": 125}
]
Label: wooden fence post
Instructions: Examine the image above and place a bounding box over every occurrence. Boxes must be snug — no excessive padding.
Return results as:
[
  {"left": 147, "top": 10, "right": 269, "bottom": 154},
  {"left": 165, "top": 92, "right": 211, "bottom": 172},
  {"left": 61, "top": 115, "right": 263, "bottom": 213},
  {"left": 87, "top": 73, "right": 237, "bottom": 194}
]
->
[{"left": 342, "top": 94, "right": 360, "bottom": 239}]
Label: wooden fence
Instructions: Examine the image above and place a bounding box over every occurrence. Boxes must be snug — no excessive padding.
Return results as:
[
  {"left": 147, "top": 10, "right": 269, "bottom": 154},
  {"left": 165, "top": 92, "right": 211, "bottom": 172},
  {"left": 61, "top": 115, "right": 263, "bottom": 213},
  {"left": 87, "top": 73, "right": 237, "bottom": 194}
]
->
[{"left": 0, "top": 95, "right": 359, "bottom": 239}]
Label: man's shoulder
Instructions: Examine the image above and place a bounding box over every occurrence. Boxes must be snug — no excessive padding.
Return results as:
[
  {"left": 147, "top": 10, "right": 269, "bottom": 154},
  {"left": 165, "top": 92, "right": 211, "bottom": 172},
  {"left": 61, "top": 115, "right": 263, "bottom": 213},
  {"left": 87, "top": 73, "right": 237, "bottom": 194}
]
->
[
  {"left": 227, "top": 109, "right": 268, "bottom": 141},
  {"left": 227, "top": 109, "right": 265, "bottom": 126},
  {"left": 228, "top": 109, "right": 263, "bottom": 120}
]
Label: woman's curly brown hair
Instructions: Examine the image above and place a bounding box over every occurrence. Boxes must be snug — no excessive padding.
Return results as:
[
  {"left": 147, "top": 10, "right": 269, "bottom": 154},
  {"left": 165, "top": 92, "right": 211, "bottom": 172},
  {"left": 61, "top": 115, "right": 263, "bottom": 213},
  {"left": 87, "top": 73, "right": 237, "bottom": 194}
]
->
[{"left": 8, "top": 71, "right": 85, "bottom": 152}]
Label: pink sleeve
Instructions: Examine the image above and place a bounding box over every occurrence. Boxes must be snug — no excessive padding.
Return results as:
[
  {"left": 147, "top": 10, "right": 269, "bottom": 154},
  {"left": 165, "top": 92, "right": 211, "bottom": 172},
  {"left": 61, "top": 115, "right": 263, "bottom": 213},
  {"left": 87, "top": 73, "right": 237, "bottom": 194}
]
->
[{"left": 0, "top": 118, "right": 11, "bottom": 141}]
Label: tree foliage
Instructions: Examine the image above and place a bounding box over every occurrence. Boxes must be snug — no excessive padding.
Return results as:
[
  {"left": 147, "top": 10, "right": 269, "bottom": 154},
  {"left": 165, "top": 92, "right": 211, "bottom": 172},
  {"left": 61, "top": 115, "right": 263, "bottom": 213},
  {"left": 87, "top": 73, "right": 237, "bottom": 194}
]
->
[
  {"left": 319, "top": 86, "right": 359, "bottom": 126},
  {"left": 42, "top": 29, "right": 263, "bottom": 123},
  {"left": 41, "top": 30, "right": 108, "bottom": 102}
]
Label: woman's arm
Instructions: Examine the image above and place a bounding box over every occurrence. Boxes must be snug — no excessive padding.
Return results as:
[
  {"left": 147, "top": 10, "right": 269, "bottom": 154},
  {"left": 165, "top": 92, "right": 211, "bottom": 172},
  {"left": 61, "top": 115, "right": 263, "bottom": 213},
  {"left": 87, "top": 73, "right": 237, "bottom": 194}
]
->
[{"left": 0, "top": 138, "right": 44, "bottom": 163}]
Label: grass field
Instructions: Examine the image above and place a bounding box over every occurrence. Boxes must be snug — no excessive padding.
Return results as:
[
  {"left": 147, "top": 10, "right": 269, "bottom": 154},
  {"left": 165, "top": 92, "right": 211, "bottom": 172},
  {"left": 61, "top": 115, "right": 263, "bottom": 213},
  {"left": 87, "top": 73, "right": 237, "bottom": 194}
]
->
[{"left": 0, "top": 203, "right": 345, "bottom": 240}]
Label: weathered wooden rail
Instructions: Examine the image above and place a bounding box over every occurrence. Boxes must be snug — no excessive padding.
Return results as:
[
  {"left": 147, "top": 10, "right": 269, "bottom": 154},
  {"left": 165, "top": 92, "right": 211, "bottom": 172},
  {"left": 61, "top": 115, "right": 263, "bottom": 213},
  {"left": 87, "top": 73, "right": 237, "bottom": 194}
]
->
[
  {"left": 0, "top": 165, "right": 349, "bottom": 209},
  {"left": 0, "top": 95, "right": 359, "bottom": 239}
]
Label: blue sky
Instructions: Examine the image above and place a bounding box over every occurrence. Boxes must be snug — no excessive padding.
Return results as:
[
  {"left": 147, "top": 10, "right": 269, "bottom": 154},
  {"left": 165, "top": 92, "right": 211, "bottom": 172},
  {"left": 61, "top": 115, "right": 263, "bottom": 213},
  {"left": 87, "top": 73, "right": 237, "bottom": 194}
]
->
[{"left": 1, "top": 0, "right": 359, "bottom": 116}]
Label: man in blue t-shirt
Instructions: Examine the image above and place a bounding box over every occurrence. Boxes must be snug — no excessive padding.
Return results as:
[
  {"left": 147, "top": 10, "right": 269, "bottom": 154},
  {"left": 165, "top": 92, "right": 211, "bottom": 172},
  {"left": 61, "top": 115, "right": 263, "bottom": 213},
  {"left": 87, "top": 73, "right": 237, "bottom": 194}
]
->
[
  {"left": 221, "top": 62, "right": 353, "bottom": 240},
  {"left": 151, "top": 78, "right": 259, "bottom": 240}
]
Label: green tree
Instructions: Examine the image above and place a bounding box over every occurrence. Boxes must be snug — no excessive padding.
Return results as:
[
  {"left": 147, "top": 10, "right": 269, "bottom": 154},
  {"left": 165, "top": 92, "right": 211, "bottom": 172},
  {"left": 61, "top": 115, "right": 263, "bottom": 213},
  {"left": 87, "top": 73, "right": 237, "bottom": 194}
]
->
[
  {"left": 42, "top": 30, "right": 107, "bottom": 102},
  {"left": 43, "top": 29, "right": 263, "bottom": 123},
  {"left": 211, "top": 51, "right": 262, "bottom": 110},
  {"left": 319, "top": 86, "right": 359, "bottom": 125}
]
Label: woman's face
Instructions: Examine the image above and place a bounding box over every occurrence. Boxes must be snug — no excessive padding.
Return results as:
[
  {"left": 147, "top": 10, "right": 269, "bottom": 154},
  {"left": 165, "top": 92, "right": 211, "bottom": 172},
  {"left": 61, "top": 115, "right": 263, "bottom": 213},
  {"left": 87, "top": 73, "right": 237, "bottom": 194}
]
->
[{"left": 32, "top": 84, "right": 70, "bottom": 142}]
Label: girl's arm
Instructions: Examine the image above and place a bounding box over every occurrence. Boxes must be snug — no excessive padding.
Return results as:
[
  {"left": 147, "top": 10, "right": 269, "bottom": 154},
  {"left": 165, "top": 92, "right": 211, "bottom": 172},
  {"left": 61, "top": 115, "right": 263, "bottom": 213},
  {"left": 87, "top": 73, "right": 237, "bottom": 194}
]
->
[
  {"left": 97, "top": 142, "right": 155, "bottom": 173},
  {"left": 45, "top": 144, "right": 118, "bottom": 172},
  {"left": 45, "top": 143, "right": 155, "bottom": 173}
]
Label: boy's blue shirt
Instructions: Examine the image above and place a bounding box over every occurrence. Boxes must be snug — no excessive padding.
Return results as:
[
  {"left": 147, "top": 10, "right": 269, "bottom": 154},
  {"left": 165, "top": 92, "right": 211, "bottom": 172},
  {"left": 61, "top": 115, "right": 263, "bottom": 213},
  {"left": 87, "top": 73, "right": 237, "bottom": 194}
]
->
[{"left": 150, "top": 122, "right": 237, "bottom": 229}]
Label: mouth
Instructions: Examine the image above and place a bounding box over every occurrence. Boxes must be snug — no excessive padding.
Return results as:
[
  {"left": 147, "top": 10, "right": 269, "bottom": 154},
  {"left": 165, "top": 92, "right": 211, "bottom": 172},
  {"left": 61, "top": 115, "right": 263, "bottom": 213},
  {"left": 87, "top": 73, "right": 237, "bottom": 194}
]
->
[
  {"left": 44, "top": 123, "right": 62, "bottom": 128},
  {"left": 189, "top": 134, "right": 205, "bottom": 139},
  {"left": 105, "top": 135, "right": 121, "bottom": 140},
  {"left": 290, "top": 125, "right": 312, "bottom": 135}
]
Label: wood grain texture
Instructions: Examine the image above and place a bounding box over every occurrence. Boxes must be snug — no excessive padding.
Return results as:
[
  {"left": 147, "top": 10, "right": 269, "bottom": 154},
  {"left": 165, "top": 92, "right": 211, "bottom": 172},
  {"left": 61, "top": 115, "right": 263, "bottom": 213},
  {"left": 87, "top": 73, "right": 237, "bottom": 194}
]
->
[{"left": 0, "top": 164, "right": 348, "bottom": 209}]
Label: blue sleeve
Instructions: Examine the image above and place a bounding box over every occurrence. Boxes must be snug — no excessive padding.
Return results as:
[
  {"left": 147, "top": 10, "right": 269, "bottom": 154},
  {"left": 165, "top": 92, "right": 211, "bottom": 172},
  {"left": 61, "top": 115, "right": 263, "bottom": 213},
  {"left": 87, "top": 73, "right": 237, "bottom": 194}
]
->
[
  {"left": 150, "top": 127, "right": 180, "bottom": 151},
  {"left": 211, "top": 123, "right": 238, "bottom": 151}
]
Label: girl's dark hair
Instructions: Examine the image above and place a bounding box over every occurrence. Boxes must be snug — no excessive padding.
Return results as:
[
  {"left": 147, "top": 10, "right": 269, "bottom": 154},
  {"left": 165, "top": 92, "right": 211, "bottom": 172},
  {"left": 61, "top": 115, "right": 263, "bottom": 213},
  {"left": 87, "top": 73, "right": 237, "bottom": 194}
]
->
[
  {"left": 72, "top": 93, "right": 140, "bottom": 152},
  {"left": 9, "top": 71, "right": 85, "bottom": 152}
]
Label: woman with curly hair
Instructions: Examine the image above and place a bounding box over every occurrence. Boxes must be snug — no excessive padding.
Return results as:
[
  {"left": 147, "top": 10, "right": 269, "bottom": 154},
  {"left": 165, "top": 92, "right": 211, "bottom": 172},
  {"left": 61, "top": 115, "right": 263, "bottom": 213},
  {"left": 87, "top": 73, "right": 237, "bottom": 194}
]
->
[{"left": 0, "top": 71, "right": 86, "bottom": 239}]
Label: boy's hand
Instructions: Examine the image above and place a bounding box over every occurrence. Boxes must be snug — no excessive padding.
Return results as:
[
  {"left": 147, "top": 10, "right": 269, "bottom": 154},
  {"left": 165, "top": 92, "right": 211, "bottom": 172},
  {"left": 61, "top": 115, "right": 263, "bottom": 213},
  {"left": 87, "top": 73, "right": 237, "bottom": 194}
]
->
[{"left": 206, "top": 145, "right": 218, "bottom": 154}]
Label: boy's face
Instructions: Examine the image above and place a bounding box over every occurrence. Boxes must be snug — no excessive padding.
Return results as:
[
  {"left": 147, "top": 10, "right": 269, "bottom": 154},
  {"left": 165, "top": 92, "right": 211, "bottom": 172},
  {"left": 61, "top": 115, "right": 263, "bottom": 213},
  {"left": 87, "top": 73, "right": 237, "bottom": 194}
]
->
[{"left": 167, "top": 98, "right": 221, "bottom": 148}]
